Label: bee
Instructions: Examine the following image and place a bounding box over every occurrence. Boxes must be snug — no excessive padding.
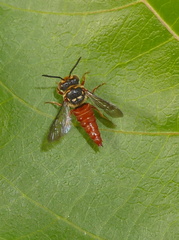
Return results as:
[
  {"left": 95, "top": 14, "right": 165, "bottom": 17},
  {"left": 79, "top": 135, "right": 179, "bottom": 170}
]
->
[{"left": 42, "top": 57, "right": 123, "bottom": 146}]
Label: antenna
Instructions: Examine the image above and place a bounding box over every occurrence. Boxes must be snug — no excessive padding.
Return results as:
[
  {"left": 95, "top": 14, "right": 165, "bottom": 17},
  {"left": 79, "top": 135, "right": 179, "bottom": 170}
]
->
[
  {"left": 42, "top": 75, "right": 64, "bottom": 80},
  {"left": 42, "top": 57, "right": 82, "bottom": 79},
  {"left": 69, "top": 57, "right": 81, "bottom": 76}
]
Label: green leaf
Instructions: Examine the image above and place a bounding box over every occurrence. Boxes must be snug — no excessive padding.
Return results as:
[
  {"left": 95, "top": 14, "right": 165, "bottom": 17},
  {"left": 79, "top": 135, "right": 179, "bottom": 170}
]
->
[
  {"left": 0, "top": 1, "right": 178, "bottom": 239},
  {"left": 147, "top": 0, "right": 179, "bottom": 34}
]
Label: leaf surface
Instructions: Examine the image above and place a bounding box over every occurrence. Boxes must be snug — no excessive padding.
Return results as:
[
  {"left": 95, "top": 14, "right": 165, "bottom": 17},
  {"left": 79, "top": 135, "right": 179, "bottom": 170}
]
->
[{"left": 0, "top": 1, "right": 178, "bottom": 239}]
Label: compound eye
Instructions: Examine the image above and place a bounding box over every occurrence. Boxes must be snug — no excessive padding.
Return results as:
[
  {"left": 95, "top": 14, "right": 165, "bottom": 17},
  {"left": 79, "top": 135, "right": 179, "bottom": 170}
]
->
[
  {"left": 60, "top": 82, "right": 69, "bottom": 91},
  {"left": 72, "top": 75, "right": 79, "bottom": 84}
]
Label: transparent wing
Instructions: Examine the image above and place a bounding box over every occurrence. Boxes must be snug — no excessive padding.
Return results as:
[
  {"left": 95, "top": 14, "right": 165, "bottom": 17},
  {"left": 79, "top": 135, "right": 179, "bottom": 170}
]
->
[
  {"left": 86, "top": 91, "right": 123, "bottom": 118},
  {"left": 48, "top": 102, "right": 71, "bottom": 142}
]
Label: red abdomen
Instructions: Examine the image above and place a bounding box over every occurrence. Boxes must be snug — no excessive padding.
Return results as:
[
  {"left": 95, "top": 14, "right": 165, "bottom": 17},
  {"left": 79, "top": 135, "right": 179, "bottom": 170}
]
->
[{"left": 71, "top": 103, "right": 102, "bottom": 146}]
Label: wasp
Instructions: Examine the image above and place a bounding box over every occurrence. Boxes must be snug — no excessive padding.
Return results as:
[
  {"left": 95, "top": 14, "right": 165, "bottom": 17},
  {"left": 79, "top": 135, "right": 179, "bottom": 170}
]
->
[{"left": 42, "top": 57, "right": 123, "bottom": 146}]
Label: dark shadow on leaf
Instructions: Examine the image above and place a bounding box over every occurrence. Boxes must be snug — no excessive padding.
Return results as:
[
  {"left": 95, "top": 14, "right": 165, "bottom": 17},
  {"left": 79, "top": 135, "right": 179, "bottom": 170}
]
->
[
  {"left": 73, "top": 121, "right": 100, "bottom": 152},
  {"left": 40, "top": 126, "right": 65, "bottom": 152},
  {"left": 35, "top": 86, "right": 55, "bottom": 90},
  {"left": 94, "top": 110, "right": 116, "bottom": 129},
  {"left": 36, "top": 83, "right": 63, "bottom": 102}
]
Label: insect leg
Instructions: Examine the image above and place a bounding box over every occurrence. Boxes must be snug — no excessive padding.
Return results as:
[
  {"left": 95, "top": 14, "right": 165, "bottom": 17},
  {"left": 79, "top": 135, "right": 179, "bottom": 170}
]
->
[
  {"left": 56, "top": 87, "right": 63, "bottom": 95},
  {"left": 92, "top": 83, "right": 106, "bottom": 93},
  {"left": 45, "top": 101, "right": 62, "bottom": 107},
  {"left": 81, "top": 72, "right": 90, "bottom": 85}
]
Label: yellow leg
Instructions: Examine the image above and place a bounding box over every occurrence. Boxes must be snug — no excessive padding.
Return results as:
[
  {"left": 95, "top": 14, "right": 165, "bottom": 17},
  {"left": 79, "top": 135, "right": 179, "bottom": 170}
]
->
[
  {"left": 45, "top": 101, "right": 62, "bottom": 107},
  {"left": 81, "top": 72, "right": 90, "bottom": 85},
  {"left": 92, "top": 83, "right": 106, "bottom": 93}
]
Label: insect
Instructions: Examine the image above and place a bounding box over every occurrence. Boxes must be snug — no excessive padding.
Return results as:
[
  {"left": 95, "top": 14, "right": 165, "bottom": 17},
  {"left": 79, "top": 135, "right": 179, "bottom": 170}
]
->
[{"left": 42, "top": 57, "right": 123, "bottom": 146}]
